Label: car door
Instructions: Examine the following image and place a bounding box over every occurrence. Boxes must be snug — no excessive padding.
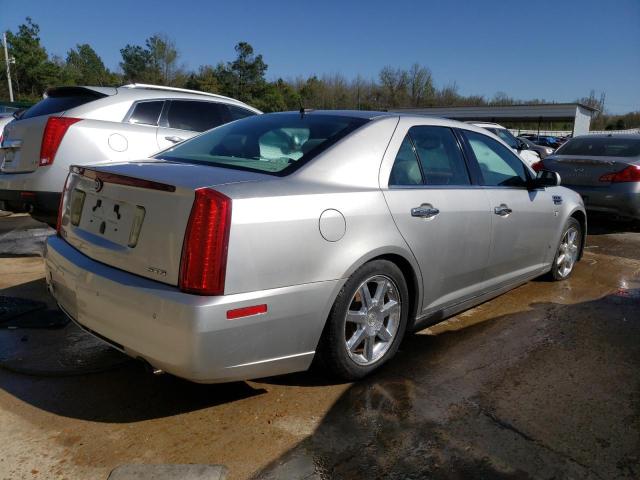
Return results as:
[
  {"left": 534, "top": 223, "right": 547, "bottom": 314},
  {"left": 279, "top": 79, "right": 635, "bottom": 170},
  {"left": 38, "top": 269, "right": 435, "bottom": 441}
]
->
[
  {"left": 124, "top": 100, "right": 164, "bottom": 150},
  {"left": 156, "top": 100, "right": 231, "bottom": 150},
  {"left": 382, "top": 123, "right": 493, "bottom": 315},
  {"left": 460, "top": 129, "right": 558, "bottom": 287}
]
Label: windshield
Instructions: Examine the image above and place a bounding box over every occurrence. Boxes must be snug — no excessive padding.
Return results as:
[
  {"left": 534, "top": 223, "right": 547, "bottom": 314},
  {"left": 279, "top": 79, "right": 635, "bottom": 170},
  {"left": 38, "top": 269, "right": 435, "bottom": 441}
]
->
[
  {"left": 555, "top": 137, "right": 640, "bottom": 157},
  {"left": 487, "top": 128, "right": 518, "bottom": 149},
  {"left": 156, "top": 113, "right": 369, "bottom": 176}
]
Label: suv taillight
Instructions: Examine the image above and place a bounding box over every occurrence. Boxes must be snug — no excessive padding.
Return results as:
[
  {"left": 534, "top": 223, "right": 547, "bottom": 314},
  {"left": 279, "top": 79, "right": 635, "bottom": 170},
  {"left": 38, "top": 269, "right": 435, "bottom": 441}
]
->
[
  {"left": 40, "top": 117, "right": 82, "bottom": 166},
  {"left": 531, "top": 161, "right": 544, "bottom": 172},
  {"left": 599, "top": 165, "right": 640, "bottom": 183},
  {"left": 179, "top": 188, "right": 232, "bottom": 296}
]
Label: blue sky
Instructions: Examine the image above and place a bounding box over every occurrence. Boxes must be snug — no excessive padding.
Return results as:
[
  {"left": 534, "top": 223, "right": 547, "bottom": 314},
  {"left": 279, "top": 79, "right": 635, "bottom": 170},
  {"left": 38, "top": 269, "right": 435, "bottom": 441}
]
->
[{"left": 1, "top": 0, "right": 639, "bottom": 113}]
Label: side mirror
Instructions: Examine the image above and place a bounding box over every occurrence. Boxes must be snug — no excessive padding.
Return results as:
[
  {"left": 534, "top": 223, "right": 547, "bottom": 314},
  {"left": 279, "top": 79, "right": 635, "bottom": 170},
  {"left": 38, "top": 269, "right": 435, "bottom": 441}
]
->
[{"left": 529, "top": 169, "right": 561, "bottom": 188}]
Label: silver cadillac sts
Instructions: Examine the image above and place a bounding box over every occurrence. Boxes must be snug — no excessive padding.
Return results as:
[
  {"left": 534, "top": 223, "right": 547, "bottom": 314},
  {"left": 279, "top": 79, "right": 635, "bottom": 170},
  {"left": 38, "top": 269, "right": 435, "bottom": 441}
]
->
[{"left": 45, "top": 111, "right": 586, "bottom": 383}]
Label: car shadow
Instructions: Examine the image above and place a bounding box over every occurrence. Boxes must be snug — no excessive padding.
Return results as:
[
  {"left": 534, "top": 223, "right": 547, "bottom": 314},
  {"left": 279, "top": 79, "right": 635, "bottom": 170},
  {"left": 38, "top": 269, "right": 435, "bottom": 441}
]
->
[
  {"left": 254, "top": 289, "right": 640, "bottom": 479},
  {"left": 0, "top": 361, "right": 266, "bottom": 423},
  {"left": 586, "top": 213, "right": 640, "bottom": 235}
]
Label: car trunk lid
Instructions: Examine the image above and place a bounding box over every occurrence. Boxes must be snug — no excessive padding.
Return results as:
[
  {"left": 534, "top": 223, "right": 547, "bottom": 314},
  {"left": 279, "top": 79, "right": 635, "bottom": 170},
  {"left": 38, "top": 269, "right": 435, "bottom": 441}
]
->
[
  {"left": 544, "top": 155, "right": 631, "bottom": 187},
  {"left": 59, "top": 160, "right": 270, "bottom": 287}
]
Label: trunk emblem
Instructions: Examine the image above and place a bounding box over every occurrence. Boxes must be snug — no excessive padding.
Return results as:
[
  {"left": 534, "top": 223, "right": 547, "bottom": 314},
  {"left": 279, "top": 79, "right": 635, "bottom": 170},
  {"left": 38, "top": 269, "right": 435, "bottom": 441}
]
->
[
  {"left": 94, "top": 177, "right": 104, "bottom": 192},
  {"left": 147, "top": 266, "right": 167, "bottom": 277},
  {"left": 574, "top": 168, "right": 584, "bottom": 173}
]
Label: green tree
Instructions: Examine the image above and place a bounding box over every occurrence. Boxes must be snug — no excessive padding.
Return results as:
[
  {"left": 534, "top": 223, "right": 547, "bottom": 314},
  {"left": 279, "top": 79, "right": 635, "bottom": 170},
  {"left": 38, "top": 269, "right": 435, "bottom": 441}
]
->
[
  {"left": 66, "top": 44, "right": 111, "bottom": 85},
  {"left": 215, "top": 42, "right": 268, "bottom": 104},
  {"left": 5, "top": 17, "right": 61, "bottom": 99},
  {"left": 146, "top": 34, "right": 179, "bottom": 85},
  {"left": 119, "top": 44, "right": 153, "bottom": 83}
]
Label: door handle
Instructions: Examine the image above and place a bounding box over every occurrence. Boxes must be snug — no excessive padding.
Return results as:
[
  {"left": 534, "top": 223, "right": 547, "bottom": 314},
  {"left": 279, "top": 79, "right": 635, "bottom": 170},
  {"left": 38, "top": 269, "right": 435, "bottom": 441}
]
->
[
  {"left": 494, "top": 204, "right": 513, "bottom": 216},
  {"left": 411, "top": 204, "right": 440, "bottom": 219},
  {"left": 164, "top": 136, "right": 184, "bottom": 144}
]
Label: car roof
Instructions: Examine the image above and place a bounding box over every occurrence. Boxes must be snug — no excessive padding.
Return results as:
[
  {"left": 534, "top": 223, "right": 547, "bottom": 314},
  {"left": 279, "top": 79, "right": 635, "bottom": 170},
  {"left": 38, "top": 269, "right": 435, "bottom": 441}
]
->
[
  {"left": 464, "top": 121, "right": 506, "bottom": 129},
  {"left": 47, "top": 84, "right": 261, "bottom": 113},
  {"left": 572, "top": 133, "right": 640, "bottom": 140}
]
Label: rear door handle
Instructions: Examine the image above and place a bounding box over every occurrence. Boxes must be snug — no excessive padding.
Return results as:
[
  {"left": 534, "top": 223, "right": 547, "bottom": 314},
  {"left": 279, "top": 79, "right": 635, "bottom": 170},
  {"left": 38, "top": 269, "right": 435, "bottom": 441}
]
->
[
  {"left": 411, "top": 204, "right": 440, "bottom": 219},
  {"left": 164, "top": 136, "right": 184, "bottom": 144},
  {"left": 494, "top": 204, "right": 513, "bottom": 216}
]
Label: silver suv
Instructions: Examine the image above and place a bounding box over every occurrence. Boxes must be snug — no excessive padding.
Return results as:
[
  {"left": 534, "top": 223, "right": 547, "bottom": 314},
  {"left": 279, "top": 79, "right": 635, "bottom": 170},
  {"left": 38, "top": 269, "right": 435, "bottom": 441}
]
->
[{"left": 0, "top": 84, "right": 260, "bottom": 224}]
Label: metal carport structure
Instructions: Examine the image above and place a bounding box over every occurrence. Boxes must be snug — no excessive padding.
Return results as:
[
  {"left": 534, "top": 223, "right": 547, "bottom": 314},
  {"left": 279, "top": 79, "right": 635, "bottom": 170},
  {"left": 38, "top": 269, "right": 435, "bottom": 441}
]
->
[{"left": 390, "top": 103, "right": 599, "bottom": 136}]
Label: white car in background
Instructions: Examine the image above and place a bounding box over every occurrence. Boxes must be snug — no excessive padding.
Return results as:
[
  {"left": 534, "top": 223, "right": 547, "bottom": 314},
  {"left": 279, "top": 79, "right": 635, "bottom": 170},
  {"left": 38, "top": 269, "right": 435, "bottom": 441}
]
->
[
  {"left": 468, "top": 121, "right": 540, "bottom": 166},
  {"left": 0, "top": 84, "right": 260, "bottom": 224}
]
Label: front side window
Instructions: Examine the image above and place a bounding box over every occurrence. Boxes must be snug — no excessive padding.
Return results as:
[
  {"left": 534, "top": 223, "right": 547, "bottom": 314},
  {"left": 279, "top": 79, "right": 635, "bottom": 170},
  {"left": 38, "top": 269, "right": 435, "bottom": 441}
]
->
[
  {"left": 464, "top": 130, "right": 529, "bottom": 187},
  {"left": 228, "top": 105, "right": 257, "bottom": 121},
  {"left": 129, "top": 101, "right": 163, "bottom": 126},
  {"left": 156, "top": 113, "right": 368, "bottom": 175},
  {"left": 166, "top": 101, "right": 228, "bottom": 132}
]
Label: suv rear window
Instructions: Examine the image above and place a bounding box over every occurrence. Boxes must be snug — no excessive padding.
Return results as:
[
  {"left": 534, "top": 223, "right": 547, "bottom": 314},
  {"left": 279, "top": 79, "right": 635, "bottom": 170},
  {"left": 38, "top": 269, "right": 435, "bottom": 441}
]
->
[
  {"left": 20, "top": 87, "right": 106, "bottom": 120},
  {"left": 555, "top": 137, "right": 640, "bottom": 157},
  {"left": 157, "top": 113, "right": 368, "bottom": 175}
]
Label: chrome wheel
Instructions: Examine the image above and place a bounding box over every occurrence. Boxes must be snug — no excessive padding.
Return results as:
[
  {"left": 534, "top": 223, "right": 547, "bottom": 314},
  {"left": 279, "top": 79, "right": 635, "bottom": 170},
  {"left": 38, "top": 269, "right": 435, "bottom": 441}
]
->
[
  {"left": 557, "top": 226, "right": 579, "bottom": 278},
  {"left": 344, "top": 275, "right": 401, "bottom": 366}
]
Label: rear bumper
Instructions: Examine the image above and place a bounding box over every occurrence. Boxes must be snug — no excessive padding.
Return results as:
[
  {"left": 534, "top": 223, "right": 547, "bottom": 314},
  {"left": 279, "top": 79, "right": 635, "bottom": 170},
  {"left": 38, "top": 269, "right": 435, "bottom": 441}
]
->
[
  {"left": 0, "top": 170, "right": 62, "bottom": 224},
  {"left": 563, "top": 183, "right": 640, "bottom": 220},
  {"left": 44, "top": 235, "right": 342, "bottom": 383}
]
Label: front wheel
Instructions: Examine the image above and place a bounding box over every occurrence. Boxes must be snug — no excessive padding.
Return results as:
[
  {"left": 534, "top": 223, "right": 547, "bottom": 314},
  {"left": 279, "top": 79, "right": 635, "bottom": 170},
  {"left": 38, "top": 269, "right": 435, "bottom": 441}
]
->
[
  {"left": 549, "top": 217, "right": 582, "bottom": 281},
  {"left": 318, "top": 260, "right": 409, "bottom": 380}
]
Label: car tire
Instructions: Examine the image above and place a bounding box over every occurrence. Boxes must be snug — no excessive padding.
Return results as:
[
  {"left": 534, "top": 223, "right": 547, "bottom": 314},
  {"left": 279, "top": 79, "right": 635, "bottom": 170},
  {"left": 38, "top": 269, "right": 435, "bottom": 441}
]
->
[
  {"left": 549, "top": 217, "right": 582, "bottom": 281},
  {"left": 318, "top": 259, "right": 409, "bottom": 381}
]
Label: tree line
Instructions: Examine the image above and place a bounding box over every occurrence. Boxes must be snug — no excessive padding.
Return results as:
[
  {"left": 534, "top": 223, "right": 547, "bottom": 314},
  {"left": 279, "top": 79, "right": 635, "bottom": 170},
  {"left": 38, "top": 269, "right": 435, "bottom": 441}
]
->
[{"left": 0, "top": 17, "right": 636, "bottom": 129}]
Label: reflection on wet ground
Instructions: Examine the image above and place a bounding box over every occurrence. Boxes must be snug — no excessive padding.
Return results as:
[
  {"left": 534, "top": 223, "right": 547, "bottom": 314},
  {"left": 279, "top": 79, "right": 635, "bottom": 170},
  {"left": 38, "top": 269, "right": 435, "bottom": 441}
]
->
[{"left": 0, "top": 217, "right": 639, "bottom": 479}]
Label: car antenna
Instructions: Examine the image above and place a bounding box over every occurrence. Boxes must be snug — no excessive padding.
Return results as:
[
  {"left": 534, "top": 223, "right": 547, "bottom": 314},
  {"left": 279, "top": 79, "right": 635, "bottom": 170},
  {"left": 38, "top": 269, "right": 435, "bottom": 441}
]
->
[{"left": 299, "top": 101, "right": 305, "bottom": 118}]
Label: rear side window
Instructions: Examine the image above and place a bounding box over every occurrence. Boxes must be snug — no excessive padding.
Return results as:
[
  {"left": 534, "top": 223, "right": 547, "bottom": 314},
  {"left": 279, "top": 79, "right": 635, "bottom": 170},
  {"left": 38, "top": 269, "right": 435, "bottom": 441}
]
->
[
  {"left": 389, "top": 136, "right": 423, "bottom": 186},
  {"left": 411, "top": 126, "right": 471, "bottom": 185},
  {"left": 20, "top": 88, "right": 105, "bottom": 120},
  {"left": 128, "top": 101, "right": 163, "bottom": 126},
  {"left": 389, "top": 126, "right": 470, "bottom": 186},
  {"left": 556, "top": 137, "right": 640, "bottom": 157},
  {"left": 166, "top": 100, "right": 228, "bottom": 132},
  {"left": 228, "top": 105, "right": 256, "bottom": 121},
  {"left": 156, "top": 113, "right": 368, "bottom": 176},
  {"left": 464, "top": 130, "right": 529, "bottom": 187}
]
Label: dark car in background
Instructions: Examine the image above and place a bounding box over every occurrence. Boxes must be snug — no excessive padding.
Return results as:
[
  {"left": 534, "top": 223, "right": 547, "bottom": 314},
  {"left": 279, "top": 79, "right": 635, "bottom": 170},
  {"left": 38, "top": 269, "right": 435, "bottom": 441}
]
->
[
  {"left": 534, "top": 134, "right": 640, "bottom": 220},
  {"left": 518, "top": 136, "right": 554, "bottom": 159}
]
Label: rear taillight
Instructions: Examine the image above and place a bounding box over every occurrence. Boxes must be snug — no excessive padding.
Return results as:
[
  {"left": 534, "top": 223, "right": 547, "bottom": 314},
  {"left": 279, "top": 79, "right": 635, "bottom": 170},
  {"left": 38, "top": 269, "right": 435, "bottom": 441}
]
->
[
  {"left": 531, "top": 161, "right": 544, "bottom": 172},
  {"left": 179, "top": 188, "right": 232, "bottom": 296},
  {"left": 40, "top": 117, "right": 82, "bottom": 166},
  {"left": 56, "top": 173, "right": 70, "bottom": 235},
  {"left": 599, "top": 165, "right": 640, "bottom": 183}
]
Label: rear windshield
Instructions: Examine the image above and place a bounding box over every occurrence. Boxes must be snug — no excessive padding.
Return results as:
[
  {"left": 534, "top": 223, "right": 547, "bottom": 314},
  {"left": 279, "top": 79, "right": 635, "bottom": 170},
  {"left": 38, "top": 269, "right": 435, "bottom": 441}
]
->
[
  {"left": 487, "top": 128, "right": 518, "bottom": 149},
  {"left": 555, "top": 137, "right": 640, "bottom": 157},
  {"left": 156, "top": 113, "right": 369, "bottom": 176},
  {"left": 20, "top": 88, "right": 106, "bottom": 120}
]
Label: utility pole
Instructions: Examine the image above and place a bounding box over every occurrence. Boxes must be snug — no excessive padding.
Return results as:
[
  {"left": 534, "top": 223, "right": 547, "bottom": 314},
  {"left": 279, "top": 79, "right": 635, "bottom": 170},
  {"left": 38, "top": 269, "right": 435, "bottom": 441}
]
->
[{"left": 3, "top": 32, "right": 14, "bottom": 102}]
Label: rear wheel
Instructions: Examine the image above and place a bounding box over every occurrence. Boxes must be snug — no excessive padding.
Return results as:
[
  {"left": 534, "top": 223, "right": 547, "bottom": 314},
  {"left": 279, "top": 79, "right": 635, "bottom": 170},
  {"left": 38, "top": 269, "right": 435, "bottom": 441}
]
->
[
  {"left": 549, "top": 217, "right": 581, "bottom": 281},
  {"left": 318, "top": 260, "right": 409, "bottom": 380}
]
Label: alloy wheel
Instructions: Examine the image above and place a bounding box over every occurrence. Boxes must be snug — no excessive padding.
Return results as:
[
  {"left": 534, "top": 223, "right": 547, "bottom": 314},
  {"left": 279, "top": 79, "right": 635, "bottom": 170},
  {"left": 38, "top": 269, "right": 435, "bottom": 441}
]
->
[
  {"left": 344, "top": 275, "right": 401, "bottom": 366},
  {"left": 557, "top": 226, "right": 579, "bottom": 278}
]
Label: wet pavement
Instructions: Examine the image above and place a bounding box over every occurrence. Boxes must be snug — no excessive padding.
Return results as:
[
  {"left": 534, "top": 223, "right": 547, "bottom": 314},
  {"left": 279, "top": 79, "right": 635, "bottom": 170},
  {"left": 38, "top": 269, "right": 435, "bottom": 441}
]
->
[{"left": 0, "top": 215, "right": 639, "bottom": 479}]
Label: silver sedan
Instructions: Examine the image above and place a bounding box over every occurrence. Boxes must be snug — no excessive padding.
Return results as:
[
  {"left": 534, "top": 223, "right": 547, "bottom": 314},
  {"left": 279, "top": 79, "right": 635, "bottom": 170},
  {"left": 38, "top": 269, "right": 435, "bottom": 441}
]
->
[{"left": 45, "top": 111, "right": 586, "bottom": 383}]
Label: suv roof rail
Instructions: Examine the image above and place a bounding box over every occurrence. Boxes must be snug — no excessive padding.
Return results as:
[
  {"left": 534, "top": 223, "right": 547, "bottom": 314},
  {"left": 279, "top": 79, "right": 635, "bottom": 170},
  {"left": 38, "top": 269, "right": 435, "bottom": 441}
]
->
[{"left": 120, "top": 83, "right": 236, "bottom": 102}]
